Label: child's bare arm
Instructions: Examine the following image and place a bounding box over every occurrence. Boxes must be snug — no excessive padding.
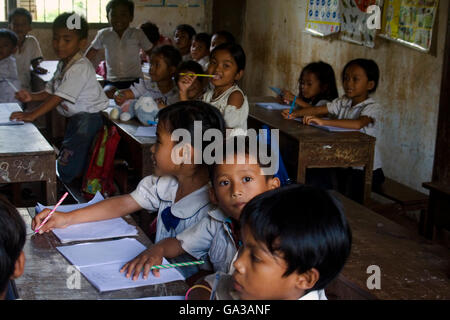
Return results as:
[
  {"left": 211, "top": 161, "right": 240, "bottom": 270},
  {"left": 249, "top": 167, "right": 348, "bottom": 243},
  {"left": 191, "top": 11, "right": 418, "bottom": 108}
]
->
[
  {"left": 85, "top": 47, "right": 99, "bottom": 64},
  {"left": 227, "top": 91, "right": 244, "bottom": 109},
  {"left": 31, "top": 194, "right": 142, "bottom": 233},
  {"left": 281, "top": 105, "right": 328, "bottom": 120},
  {"left": 178, "top": 74, "right": 197, "bottom": 101},
  {"left": 113, "top": 89, "right": 135, "bottom": 105},
  {"left": 304, "top": 115, "right": 373, "bottom": 129},
  {"left": 120, "top": 237, "right": 186, "bottom": 280},
  {"left": 10, "top": 94, "right": 63, "bottom": 122}
]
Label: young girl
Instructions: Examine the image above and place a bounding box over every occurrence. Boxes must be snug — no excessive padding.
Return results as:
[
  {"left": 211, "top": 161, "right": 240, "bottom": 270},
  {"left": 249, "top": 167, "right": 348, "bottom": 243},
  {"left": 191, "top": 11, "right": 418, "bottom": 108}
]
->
[
  {"left": 279, "top": 61, "right": 338, "bottom": 115},
  {"left": 113, "top": 45, "right": 181, "bottom": 108},
  {"left": 32, "top": 101, "right": 226, "bottom": 277},
  {"left": 283, "top": 58, "right": 384, "bottom": 201},
  {"left": 190, "top": 32, "right": 211, "bottom": 71},
  {"left": 175, "top": 60, "right": 207, "bottom": 101},
  {"left": 179, "top": 43, "right": 248, "bottom": 134}
]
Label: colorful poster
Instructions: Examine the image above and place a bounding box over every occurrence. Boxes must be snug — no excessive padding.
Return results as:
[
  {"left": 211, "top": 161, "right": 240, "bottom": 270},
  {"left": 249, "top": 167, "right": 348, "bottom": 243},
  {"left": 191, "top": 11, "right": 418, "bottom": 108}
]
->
[
  {"left": 340, "top": 0, "right": 383, "bottom": 48},
  {"left": 380, "top": 0, "right": 439, "bottom": 52},
  {"left": 305, "top": 0, "right": 341, "bottom": 36}
]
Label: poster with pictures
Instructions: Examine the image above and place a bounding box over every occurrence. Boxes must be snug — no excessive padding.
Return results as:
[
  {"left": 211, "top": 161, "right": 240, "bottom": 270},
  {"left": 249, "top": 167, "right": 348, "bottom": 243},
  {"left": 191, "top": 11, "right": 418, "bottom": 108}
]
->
[
  {"left": 380, "top": 0, "right": 439, "bottom": 52},
  {"left": 305, "top": 0, "right": 341, "bottom": 36},
  {"left": 340, "top": 0, "right": 383, "bottom": 48}
]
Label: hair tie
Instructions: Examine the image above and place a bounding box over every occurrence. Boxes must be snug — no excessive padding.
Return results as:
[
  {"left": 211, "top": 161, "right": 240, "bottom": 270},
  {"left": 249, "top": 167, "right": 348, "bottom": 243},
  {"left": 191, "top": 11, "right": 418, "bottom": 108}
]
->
[{"left": 185, "top": 284, "right": 212, "bottom": 300}]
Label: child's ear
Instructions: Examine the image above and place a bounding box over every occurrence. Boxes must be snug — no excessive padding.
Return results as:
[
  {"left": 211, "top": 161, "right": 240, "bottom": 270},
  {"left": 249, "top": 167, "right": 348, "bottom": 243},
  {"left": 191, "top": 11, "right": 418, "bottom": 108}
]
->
[
  {"left": 268, "top": 176, "right": 280, "bottom": 190},
  {"left": 80, "top": 38, "right": 88, "bottom": 50},
  {"left": 234, "top": 69, "right": 244, "bottom": 81},
  {"left": 295, "top": 268, "right": 320, "bottom": 291},
  {"left": 12, "top": 46, "right": 18, "bottom": 55},
  {"left": 367, "top": 80, "right": 375, "bottom": 92},
  {"left": 209, "top": 186, "right": 218, "bottom": 205},
  {"left": 11, "top": 251, "right": 25, "bottom": 280}
]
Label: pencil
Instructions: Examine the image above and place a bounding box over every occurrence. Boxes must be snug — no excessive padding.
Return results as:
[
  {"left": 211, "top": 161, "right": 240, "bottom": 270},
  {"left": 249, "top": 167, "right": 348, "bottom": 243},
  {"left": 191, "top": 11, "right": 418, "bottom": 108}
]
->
[
  {"left": 209, "top": 273, "right": 221, "bottom": 300},
  {"left": 150, "top": 260, "right": 205, "bottom": 270},
  {"left": 179, "top": 73, "right": 215, "bottom": 78},
  {"left": 289, "top": 96, "right": 297, "bottom": 115},
  {"left": 4, "top": 78, "right": 18, "bottom": 92},
  {"left": 34, "top": 192, "right": 69, "bottom": 233}
]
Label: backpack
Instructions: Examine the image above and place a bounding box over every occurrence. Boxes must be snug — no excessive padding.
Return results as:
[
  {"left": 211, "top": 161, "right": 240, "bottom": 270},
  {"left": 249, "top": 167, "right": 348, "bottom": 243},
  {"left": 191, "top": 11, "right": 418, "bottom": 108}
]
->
[{"left": 82, "top": 125, "right": 121, "bottom": 200}]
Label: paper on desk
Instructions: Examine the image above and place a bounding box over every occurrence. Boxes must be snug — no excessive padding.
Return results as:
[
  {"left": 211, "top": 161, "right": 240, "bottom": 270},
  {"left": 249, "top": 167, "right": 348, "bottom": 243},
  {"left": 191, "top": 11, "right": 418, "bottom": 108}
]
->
[
  {"left": 293, "top": 117, "right": 361, "bottom": 132},
  {"left": 57, "top": 238, "right": 185, "bottom": 292},
  {"left": 255, "top": 102, "right": 290, "bottom": 111},
  {"left": 0, "top": 103, "right": 24, "bottom": 125},
  {"left": 135, "top": 126, "right": 157, "bottom": 137},
  {"left": 36, "top": 192, "right": 138, "bottom": 243}
]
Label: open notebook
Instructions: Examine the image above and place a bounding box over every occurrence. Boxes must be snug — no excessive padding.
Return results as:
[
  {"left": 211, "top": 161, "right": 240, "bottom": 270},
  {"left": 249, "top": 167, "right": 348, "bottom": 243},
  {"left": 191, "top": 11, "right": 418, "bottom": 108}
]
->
[
  {"left": 0, "top": 103, "right": 24, "bottom": 125},
  {"left": 56, "top": 238, "right": 185, "bottom": 292},
  {"left": 35, "top": 192, "right": 138, "bottom": 243}
]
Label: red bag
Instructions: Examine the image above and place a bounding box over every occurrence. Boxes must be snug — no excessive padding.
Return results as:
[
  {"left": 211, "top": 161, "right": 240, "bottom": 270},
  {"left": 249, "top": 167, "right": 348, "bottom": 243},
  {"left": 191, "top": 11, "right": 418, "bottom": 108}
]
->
[{"left": 82, "top": 125, "right": 121, "bottom": 200}]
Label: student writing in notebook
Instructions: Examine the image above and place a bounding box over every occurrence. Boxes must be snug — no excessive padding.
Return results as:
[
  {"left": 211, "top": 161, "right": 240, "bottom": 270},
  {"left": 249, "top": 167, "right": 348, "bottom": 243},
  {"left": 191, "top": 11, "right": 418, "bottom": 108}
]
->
[
  {"left": 119, "top": 135, "right": 280, "bottom": 281},
  {"left": 32, "top": 101, "right": 226, "bottom": 278}
]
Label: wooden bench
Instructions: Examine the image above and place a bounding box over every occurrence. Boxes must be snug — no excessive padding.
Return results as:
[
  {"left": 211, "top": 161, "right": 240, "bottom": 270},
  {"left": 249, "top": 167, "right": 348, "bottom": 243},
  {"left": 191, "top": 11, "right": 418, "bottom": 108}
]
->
[
  {"left": 422, "top": 182, "right": 450, "bottom": 241},
  {"left": 374, "top": 177, "right": 429, "bottom": 236}
]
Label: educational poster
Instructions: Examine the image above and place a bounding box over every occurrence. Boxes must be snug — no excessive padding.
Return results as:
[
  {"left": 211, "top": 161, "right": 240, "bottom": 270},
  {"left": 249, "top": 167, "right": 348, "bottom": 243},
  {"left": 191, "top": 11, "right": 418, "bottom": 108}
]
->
[
  {"left": 380, "top": 0, "right": 439, "bottom": 52},
  {"left": 305, "top": 0, "right": 341, "bottom": 36},
  {"left": 134, "top": 0, "right": 164, "bottom": 7},
  {"left": 340, "top": 0, "right": 383, "bottom": 48}
]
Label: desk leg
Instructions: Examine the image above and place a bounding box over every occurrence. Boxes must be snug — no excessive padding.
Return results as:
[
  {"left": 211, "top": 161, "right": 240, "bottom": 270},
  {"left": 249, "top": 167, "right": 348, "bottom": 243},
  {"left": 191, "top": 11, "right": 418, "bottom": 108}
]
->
[
  {"left": 44, "top": 155, "right": 57, "bottom": 205},
  {"left": 363, "top": 143, "right": 375, "bottom": 205},
  {"left": 297, "top": 143, "right": 307, "bottom": 184}
]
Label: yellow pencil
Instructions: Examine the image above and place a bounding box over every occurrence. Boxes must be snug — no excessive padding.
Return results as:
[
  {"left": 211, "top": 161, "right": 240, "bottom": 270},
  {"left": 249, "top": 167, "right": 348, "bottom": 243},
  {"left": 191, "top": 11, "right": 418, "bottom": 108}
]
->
[{"left": 179, "top": 73, "right": 215, "bottom": 78}]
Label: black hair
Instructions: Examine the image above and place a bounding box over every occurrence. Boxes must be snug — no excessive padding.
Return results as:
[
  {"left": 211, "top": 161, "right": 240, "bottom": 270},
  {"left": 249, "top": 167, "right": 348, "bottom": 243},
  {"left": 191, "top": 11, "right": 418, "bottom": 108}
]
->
[
  {"left": 192, "top": 32, "right": 211, "bottom": 49},
  {"left": 174, "top": 60, "right": 204, "bottom": 84},
  {"left": 52, "top": 12, "right": 88, "bottom": 39},
  {"left": 241, "top": 184, "right": 352, "bottom": 292},
  {"left": 157, "top": 101, "right": 226, "bottom": 166},
  {"left": 212, "top": 30, "right": 235, "bottom": 45},
  {"left": 0, "top": 195, "right": 26, "bottom": 294},
  {"left": 0, "top": 28, "right": 18, "bottom": 47},
  {"left": 8, "top": 7, "right": 32, "bottom": 25},
  {"left": 140, "top": 21, "right": 160, "bottom": 45},
  {"left": 106, "top": 0, "right": 134, "bottom": 17},
  {"left": 342, "top": 58, "right": 380, "bottom": 94},
  {"left": 208, "top": 135, "right": 273, "bottom": 184},
  {"left": 211, "top": 43, "right": 246, "bottom": 72},
  {"left": 298, "top": 61, "right": 339, "bottom": 105},
  {"left": 175, "top": 24, "right": 196, "bottom": 39},
  {"left": 151, "top": 45, "right": 182, "bottom": 69}
]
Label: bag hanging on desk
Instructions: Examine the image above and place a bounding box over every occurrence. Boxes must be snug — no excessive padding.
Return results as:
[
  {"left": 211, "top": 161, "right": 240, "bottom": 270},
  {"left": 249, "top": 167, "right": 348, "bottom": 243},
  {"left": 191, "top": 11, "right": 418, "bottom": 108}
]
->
[{"left": 82, "top": 125, "right": 121, "bottom": 200}]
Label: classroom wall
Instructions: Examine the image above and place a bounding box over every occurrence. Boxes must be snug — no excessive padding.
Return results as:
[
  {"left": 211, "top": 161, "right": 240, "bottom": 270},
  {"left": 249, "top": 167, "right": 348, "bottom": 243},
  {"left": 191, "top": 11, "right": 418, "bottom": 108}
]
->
[
  {"left": 241, "top": 0, "right": 449, "bottom": 193},
  {"left": 28, "top": 2, "right": 212, "bottom": 60}
]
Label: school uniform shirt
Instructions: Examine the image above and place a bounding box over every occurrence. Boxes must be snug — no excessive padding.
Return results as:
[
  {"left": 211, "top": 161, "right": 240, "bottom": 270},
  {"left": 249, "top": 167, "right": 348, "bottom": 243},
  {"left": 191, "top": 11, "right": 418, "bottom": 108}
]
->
[
  {"left": 196, "top": 56, "right": 209, "bottom": 71},
  {"left": 327, "top": 96, "right": 382, "bottom": 170},
  {"left": 202, "top": 84, "right": 249, "bottom": 133},
  {"left": 14, "top": 35, "right": 43, "bottom": 90},
  {"left": 130, "top": 175, "right": 212, "bottom": 243},
  {"left": 176, "top": 207, "right": 238, "bottom": 273},
  {"left": 130, "top": 79, "right": 179, "bottom": 105},
  {"left": 0, "top": 56, "right": 20, "bottom": 103},
  {"left": 299, "top": 289, "right": 328, "bottom": 300},
  {"left": 90, "top": 27, "right": 152, "bottom": 82},
  {"left": 45, "top": 53, "right": 109, "bottom": 117}
]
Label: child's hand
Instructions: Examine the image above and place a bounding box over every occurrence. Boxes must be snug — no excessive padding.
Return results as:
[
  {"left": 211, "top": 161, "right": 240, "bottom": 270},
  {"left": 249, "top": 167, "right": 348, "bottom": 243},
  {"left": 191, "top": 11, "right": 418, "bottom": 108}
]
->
[
  {"left": 304, "top": 116, "right": 324, "bottom": 126},
  {"left": 281, "top": 90, "right": 296, "bottom": 104},
  {"left": 31, "top": 209, "right": 71, "bottom": 234},
  {"left": 120, "top": 247, "right": 164, "bottom": 281},
  {"left": 281, "top": 109, "right": 297, "bottom": 120},
  {"left": 15, "top": 90, "right": 32, "bottom": 103},
  {"left": 9, "top": 111, "right": 36, "bottom": 122},
  {"left": 113, "top": 90, "right": 127, "bottom": 105},
  {"left": 157, "top": 102, "right": 167, "bottom": 109},
  {"left": 34, "top": 66, "right": 48, "bottom": 74},
  {"left": 178, "top": 74, "right": 197, "bottom": 95}
]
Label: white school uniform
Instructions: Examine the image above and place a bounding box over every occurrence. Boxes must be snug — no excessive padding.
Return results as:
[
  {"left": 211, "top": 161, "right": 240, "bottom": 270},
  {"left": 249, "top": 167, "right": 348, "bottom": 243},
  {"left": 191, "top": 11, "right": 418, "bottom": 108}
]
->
[
  {"left": 327, "top": 96, "right": 382, "bottom": 170},
  {"left": 196, "top": 56, "right": 209, "bottom": 71},
  {"left": 129, "top": 79, "right": 179, "bottom": 105},
  {"left": 0, "top": 56, "right": 20, "bottom": 103},
  {"left": 130, "top": 175, "right": 212, "bottom": 242},
  {"left": 90, "top": 27, "right": 152, "bottom": 82},
  {"left": 14, "top": 35, "right": 43, "bottom": 90},
  {"left": 45, "top": 53, "right": 109, "bottom": 117}
]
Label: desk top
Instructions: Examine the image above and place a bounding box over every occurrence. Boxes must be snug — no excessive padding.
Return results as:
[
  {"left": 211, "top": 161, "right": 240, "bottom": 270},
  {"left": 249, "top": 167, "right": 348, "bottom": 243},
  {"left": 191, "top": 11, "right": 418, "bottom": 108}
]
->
[
  {"left": 249, "top": 97, "right": 375, "bottom": 143},
  {"left": 33, "top": 60, "right": 105, "bottom": 83},
  {"left": 15, "top": 208, "right": 188, "bottom": 300},
  {"left": 335, "top": 191, "right": 450, "bottom": 299}
]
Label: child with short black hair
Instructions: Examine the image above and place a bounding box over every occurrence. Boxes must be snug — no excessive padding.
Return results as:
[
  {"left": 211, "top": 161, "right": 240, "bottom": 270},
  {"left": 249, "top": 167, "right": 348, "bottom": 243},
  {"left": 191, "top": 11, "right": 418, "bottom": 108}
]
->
[
  {"left": 11, "top": 12, "right": 108, "bottom": 185},
  {"left": 174, "top": 24, "right": 196, "bottom": 61},
  {"left": 175, "top": 60, "right": 207, "bottom": 101},
  {"left": 0, "top": 195, "right": 26, "bottom": 300},
  {"left": 0, "top": 28, "right": 20, "bottom": 103},
  {"left": 190, "top": 32, "right": 211, "bottom": 71},
  {"left": 139, "top": 21, "right": 173, "bottom": 63},
  {"left": 85, "top": 0, "right": 153, "bottom": 98},
  {"left": 210, "top": 30, "right": 235, "bottom": 52},
  {"left": 187, "top": 184, "right": 352, "bottom": 300},
  {"left": 8, "top": 7, "right": 46, "bottom": 91}
]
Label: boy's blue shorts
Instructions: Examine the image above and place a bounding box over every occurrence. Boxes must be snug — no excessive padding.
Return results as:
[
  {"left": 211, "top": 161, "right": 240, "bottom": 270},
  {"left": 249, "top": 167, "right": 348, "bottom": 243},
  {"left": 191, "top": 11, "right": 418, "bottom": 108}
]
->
[{"left": 57, "top": 112, "right": 103, "bottom": 184}]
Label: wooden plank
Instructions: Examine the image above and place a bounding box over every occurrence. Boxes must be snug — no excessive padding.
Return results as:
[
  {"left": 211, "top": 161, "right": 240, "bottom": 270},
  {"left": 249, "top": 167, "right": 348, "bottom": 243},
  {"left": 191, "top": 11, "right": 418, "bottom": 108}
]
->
[{"left": 379, "top": 178, "right": 429, "bottom": 204}]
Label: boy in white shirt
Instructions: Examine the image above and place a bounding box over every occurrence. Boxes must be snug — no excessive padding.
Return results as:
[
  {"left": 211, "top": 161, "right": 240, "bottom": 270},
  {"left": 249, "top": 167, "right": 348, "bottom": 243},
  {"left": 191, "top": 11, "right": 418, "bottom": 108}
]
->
[
  {"left": 8, "top": 8, "right": 46, "bottom": 91},
  {"left": 10, "top": 13, "right": 108, "bottom": 185},
  {"left": 85, "top": 0, "right": 153, "bottom": 98},
  {"left": 0, "top": 29, "right": 20, "bottom": 103},
  {"left": 190, "top": 33, "right": 210, "bottom": 71}
]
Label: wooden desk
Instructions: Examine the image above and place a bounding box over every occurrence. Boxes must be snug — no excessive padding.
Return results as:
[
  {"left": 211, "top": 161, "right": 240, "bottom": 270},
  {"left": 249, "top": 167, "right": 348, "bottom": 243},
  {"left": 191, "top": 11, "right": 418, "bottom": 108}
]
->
[
  {"left": 0, "top": 104, "right": 56, "bottom": 205},
  {"left": 328, "top": 192, "right": 450, "bottom": 300},
  {"left": 422, "top": 182, "right": 450, "bottom": 240},
  {"left": 248, "top": 97, "right": 375, "bottom": 204},
  {"left": 15, "top": 207, "right": 188, "bottom": 300}
]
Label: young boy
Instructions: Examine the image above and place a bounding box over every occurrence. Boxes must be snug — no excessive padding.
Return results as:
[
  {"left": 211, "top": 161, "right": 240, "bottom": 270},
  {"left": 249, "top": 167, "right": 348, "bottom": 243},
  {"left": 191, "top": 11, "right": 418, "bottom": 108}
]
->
[
  {"left": 173, "top": 24, "right": 196, "bottom": 61},
  {"left": 139, "top": 21, "right": 173, "bottom": 63},
  {"left": 8, "top": 7, "right": 46, "bottom": 91},
  {"left": 0, "top": 29, "right": 20, "bottom": 103},
  {"left": 10, "top": 12, "right": 108, "bottom": 185},
  {"left": 188, "top": 184, "right": 352, "bottom": 300},
  {"left": 119, "top": 135, "right": 280, "bottom": 281},
  {"left": 190, "top": 32, "right": 211, "bottom": 71},
  {"left": 85, "top": 0, "right": 153, "bottom": 98},
  {"left": 0, "top": 195, "right": 26, "bottom": 300},
  {"left": 210, "top": 30, "right": 235, "bottom": 52}
]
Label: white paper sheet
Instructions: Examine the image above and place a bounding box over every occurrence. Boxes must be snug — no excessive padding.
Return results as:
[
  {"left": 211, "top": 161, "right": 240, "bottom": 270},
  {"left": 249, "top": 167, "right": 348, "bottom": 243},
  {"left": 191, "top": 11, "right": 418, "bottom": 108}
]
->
[
  {"left": 0, "top": 103, "right": 24, "bottom": 125},
  {"left": 135, "top": 126, "right": 157, "bottom": 137},
  {"left": 57, "top": 238, "right": 185, "bottom": 292},
  {"left": 255, "top": 102, "right": 290, "bottom": 111}
]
